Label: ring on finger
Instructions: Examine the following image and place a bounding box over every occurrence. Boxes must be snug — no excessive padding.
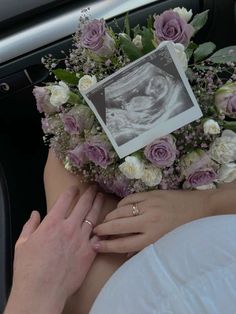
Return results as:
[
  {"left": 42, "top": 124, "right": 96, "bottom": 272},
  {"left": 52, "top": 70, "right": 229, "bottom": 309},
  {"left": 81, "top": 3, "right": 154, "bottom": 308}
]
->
[
  {"left": 83, "top": 219, "right": 94, "bottom": 228},
  {"left": 132, "top": 203, "right": 140, "bottom": 216}
]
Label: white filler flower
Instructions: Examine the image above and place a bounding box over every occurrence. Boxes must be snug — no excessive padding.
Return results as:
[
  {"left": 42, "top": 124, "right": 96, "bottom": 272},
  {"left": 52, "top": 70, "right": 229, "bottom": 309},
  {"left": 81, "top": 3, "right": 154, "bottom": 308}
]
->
[
  {"left": 78, "top": 75, "right": 97, "bottom": 93},
  {"left": 203, "top": 119, "right": 221, "bottom": 135},
  {"left": 173, "top": 7, "right": 193, "bottom": 22},
  {"left": 218, "top": 163, "right": 236, "bottom": 183},
  {"left": 141, "top": 165, "right": 162, "bottom": 187},
  {"left": 119, "top": 156, "right": 144, "bottom": 179},
  {"left": 49, "top": 81, "right": 70, "bottom": 107},
  {"left": 132, "top": 35, "right": 143, "bottom": 49}
]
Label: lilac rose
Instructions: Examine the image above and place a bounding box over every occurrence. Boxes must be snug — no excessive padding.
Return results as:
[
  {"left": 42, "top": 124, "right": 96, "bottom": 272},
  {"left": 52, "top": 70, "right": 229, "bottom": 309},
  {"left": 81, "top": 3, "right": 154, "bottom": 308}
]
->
[
  {"left": 215, "top": 82, "right": 236, "bottom": 118},
  {"left": 186, "top": 168, "right": 217, "bottom": 188},
  {"left": 80, "top": 19, "right": 115, "bottom": 57},
  {"left": 62, "top": 105, "right": 94, "bottom": 135},
  {"left": 154, "top": 10, "right": 194, "bottom": 45},
  {"left": 144, "top": 135, "right": 177, "bottom": 168},
  {"left": 84, "top": 135, "right": 114, "bottom": 168},
  {"left": 68, "top": 143, "right": 88, "bottom": 168},
  {"left": 33, "top": 86, "right": 56, "bottom": 114}
]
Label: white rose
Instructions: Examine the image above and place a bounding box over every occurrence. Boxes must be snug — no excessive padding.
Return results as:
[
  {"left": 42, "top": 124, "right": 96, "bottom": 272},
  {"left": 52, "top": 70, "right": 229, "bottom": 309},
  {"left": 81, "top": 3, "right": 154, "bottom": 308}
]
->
[
  {"left": 49, "top": 81, "right": 70, "bottom": 107},
  {"left": 173, "top": 7, "right": 193, "bottom": 22},
  {"left": 141, "top": 165, "right": 162, "bottom": 187},
  {"left": 196, "top": 183, "right": 216, "bottom": 190},
  {"left": 218, "top": 163, "right": 236, "bottom": 183},
  {"left": 203, "top": 119, "right": 221, "bottom": 135},
  {"left": 78, "top": 75, "right": 97, "bottom": 93},
  {"left": 209, "top": 130, "right": 236, "bottom": 164},
  {"left": 132, "top": 35, "right": 143, "bottom": 49},
  {"left": 158, "top": 41, "right": 188, "bottom": 71},
  {"left": 119, "top": 156, "right": 144, "bottom": 179}
]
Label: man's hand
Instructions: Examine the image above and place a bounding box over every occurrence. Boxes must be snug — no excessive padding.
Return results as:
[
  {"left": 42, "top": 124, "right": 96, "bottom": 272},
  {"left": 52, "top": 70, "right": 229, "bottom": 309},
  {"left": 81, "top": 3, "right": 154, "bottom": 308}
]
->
[{"left": 5, "top": 185, "right": 104, "bottom": 314}]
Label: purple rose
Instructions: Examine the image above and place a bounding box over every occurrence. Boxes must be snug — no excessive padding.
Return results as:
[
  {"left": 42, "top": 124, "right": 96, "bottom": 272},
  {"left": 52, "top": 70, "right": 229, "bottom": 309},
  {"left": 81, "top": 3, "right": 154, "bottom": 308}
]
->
[
  {"left": 226, "top": 94, "right": 236, "bottom": 117},
  {"left": 110, "top": 174, "right": 132, "bottom": 198},
  {"left": 84, "top": 135, "right": 114, "bottom": 168},
  {"left": 215, "top": 82, "right": 236, "bottom": 118},
  {"left": 68, "top": 143, "right": 88, "bottom": 168},
  {"left": 62, "top": 105, "right": 94, "bottom": 135},
  {"left": 80, "top": 19, "right": 115, "bottom": 57},
  {"left": 144, "top": 135, "right": 177, "bottom": 168},
  {"left": 33, "top": 86, "right": 56, "bottom": 114},
  {"left": 186, "top": 168, "right": 217, "bottom": 188},
  {"left": 154, "top": 10, "right": 194, "bottom": 45}
]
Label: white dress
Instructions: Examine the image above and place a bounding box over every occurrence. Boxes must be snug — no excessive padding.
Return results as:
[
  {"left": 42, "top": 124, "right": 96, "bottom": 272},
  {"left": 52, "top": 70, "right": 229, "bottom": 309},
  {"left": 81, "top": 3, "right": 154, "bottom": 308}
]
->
[{"left": 90, "top": 215, "right": 236, "bottom": 314}]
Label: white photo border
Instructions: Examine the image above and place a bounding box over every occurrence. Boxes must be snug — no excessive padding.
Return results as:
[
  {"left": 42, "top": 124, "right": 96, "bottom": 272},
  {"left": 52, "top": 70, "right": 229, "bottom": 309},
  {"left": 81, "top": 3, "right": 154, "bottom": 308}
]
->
[{"left": 83, "top": 42, "right": 202, "bottom": 158}]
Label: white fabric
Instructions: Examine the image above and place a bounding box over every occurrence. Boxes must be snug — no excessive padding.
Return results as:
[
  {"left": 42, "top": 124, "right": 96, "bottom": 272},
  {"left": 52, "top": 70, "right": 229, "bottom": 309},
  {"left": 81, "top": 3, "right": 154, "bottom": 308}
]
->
[{"left": 90, "top": 215, "right": 236, "bottom": 314}]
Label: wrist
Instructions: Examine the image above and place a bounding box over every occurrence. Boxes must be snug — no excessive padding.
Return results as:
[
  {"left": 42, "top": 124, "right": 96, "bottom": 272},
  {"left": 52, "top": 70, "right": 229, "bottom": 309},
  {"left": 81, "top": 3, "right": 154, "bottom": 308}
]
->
[{"left": 5, "top": 286, "right": 66, "bottom": 314}]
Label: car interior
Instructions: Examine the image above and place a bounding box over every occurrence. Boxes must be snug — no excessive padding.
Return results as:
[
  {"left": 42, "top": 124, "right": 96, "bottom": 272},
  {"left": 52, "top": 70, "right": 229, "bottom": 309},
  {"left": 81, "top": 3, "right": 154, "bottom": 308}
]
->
[{"left": 0, "top": 0, "right": 235, "bottom": 311}]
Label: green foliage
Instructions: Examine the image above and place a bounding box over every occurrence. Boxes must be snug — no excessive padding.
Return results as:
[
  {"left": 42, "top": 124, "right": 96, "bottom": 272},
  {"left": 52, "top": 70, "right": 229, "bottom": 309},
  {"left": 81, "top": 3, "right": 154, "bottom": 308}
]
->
[
  {"left": 223, "top": 121, "right": 236, "bottom": 132},
  {"left": 53, "top": 69, "right": 79, "bottom": 85},
  {"left": 209, "top": 46, "right": 236, "bottom": 63},
  {"left": 132, "top": 24, "right": 141, "bottom": 37},
  {"left": 141, "top": 27, "right": 155, "bottom": 54},
  {"left": 147, "top": 14, "right": 154, "bottom": 30},
  {"left": 185, "top": 42, "right": 198, "bottom": 60},
  {"left": 124, "top": 13, "right": 131, "bottom": 37},
  {"left": 193, "top": 42, "right": 216, "bottom": 62},
  {"left": 190, "top": 10, "right": 209, "bottom": 34},
  {"left": 119, "top": 34, "right": 143, "bottom": 61}
]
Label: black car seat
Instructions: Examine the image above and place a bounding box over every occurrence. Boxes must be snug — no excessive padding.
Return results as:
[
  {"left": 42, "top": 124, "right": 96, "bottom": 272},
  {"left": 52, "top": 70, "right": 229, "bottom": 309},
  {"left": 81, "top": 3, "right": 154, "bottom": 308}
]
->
[{"left": 0, "top": 165, "right": 12, "bottom": 313}]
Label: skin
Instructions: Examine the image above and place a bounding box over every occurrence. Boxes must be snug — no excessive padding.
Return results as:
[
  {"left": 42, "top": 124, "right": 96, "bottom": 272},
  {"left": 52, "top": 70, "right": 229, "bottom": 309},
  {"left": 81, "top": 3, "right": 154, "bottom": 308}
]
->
[
  {"left": 4, "top": 186, "right": 104, "bottom": 314},
  {"left": 44, "top": 149, "right": 236, "bottom": 314}
]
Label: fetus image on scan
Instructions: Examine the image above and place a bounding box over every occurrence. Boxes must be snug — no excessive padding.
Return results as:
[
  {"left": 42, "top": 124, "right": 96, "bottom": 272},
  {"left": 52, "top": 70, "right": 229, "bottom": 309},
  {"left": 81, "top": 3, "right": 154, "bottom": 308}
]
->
[{"left": 105, "top": 62, "right": 188, "bottom": 146}]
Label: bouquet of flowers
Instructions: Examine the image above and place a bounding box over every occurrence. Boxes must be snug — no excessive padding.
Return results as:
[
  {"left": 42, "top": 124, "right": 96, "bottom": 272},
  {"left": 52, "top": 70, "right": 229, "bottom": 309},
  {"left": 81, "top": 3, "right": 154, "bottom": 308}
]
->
[{"left": 33, "top": 7, "right": 236, "bottom": 197}]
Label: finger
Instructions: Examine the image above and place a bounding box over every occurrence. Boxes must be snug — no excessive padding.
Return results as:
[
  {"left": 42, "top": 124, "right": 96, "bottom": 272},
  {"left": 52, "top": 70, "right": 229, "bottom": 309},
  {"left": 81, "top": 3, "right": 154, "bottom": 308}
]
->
[
  {"left": 94, "top": 216, "right": 143, "bottom": 236},
  {"left": 68, "top": 185, "right": 97, "bottom": 224},
  {"left": 17, "top": 211, "right": 41, "bottom": 244},
  {"left": 118, "top": 192, "right": 149, "bottom": 207},
  {"left": 93, "top": 234, "right": 145, "bottom": 253},
  {"left": 104, "top": 203, "right": 143, "bottom": 222},
  {"left": 82, "top": 193, "right": 104, "bottom": 236},
  {"left": 49, "top": 186, "right": 79, "bottom": 219}
]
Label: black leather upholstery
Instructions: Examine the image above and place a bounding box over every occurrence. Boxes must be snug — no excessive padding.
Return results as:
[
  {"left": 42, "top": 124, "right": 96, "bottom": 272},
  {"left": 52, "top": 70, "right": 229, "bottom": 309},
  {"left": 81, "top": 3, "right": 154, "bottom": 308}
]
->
[{"left": 0, "top": 165, "right": 12, "bottom": 313}]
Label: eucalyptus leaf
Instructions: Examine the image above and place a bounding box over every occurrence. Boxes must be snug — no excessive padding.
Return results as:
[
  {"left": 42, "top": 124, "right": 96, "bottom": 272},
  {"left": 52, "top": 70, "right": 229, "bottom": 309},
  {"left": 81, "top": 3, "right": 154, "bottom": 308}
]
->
[
  {"left": 141, "top": 27, "right": 155, "bottom": 54},
  {"left": 209, "top": 46, "right": 236, "bottom": 63},
  {"left": 53, "top": 69, "right": 79, "bottom": 85},
  {"left": 190, "top": 10, "right": 209, "bottom": 33},
  {"left": 193, "top": 42, "right": 216, "bottom": 63},
  {"left": 120, "top": 34, "right": 143, "bottom": 61},
  {"left": 185, "top": 42, "right": 198, "bottom": 60}
]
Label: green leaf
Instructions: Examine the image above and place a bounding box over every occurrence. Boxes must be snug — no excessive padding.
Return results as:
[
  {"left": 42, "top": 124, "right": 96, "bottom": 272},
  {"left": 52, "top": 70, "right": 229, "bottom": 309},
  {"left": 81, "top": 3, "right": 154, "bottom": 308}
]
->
[
  {"left": 185, "top": 42, "right": 198, "bottom": 60},
  {"left": 223, "top": 121, "right": 236, "bottom": 132},
  {"left": 124, "top": 13, "right": 131, "bottom": 37},
  {"left": 53, "top": 69, "right": 79, "bottom": 85},
  {"left": 209, "top": 46, "right": 236, "bottom": 63},
  {"left": 119, "top": 34, "right": 143, "bottom": 61},
  {"left": 141, "top": 27, "right": 155, "bottom": 54},
  {"left": 147, "top": 14, "right": 154, "bottom": 30},
  {"left": 190, "top": 10, "right": 209, "bottom": 34},
  {"left": 132, "top": 24, "right": 141, "bottom": 37},
  {"left": 193, "top": 42, "right": 216, "bottom": 62}
]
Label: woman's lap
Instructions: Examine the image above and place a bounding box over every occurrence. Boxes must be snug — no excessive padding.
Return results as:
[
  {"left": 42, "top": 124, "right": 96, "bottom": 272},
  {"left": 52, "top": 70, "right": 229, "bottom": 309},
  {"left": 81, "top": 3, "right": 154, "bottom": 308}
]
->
[{"left": 90, "top": 215, "right": 236, "bottom": 314}]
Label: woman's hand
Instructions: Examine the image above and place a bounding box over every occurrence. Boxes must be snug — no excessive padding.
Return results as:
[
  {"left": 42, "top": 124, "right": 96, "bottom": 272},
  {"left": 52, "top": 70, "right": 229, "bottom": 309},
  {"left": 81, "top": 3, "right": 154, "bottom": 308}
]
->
[
  {"left": 93, "top": 189, "right": 213, "bottom": 254},
  {"left": 6, "top": 186, "right": 104, "bottom": 314}
]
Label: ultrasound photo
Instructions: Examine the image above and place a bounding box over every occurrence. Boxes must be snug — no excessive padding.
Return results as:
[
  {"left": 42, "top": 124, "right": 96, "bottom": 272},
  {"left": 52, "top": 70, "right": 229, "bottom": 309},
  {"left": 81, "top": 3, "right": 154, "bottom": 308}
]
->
[{"left": 84, "top": 42, "right": 202, "bottom": 158}]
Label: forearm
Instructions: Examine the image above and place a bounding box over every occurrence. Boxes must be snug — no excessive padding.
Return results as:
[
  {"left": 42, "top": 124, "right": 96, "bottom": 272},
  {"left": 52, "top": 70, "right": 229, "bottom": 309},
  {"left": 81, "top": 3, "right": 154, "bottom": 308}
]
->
[
  {"left": 208, "top": 181, "right": 236, "bottom": 216},
  {"left": 4, "top": 288, "right": 65, "bottom": 314}
]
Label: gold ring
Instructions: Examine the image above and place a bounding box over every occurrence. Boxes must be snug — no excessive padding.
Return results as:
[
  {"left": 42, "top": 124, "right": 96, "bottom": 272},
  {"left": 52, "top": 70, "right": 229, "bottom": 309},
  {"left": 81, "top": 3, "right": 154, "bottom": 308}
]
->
[
  {"left": 83, "top": 219, "right": 94, "bottom": 228},
  {"left": 132, "top": 203, "right": 140, "bottom": 216}
]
